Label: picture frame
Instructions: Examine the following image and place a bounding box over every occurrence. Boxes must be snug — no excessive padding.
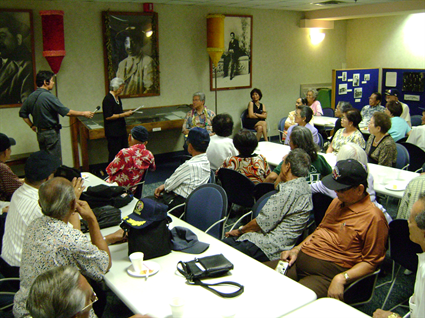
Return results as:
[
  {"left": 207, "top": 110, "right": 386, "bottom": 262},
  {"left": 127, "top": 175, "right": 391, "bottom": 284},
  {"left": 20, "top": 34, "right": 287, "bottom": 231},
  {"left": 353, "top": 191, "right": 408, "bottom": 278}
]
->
[
  {"left": 210, "top": 15, "right": 252, "bottom": 91},
  {"left": 102, "top": 11, "right": 160, "bottom": 98},
  {"left": 0, "top": 9, "right": 36, "bottom": 108}
]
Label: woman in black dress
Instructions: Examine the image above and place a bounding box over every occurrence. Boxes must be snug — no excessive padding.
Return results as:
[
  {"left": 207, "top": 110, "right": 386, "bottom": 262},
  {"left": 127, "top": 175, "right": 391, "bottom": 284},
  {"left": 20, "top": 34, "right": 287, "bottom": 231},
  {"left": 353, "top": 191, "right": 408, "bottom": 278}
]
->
[
  {"left": 102, "top": 78, "right": 133, "bottom": 163},
  {"left": 245, "top": 88, "right": 268, "bottom": 141}
]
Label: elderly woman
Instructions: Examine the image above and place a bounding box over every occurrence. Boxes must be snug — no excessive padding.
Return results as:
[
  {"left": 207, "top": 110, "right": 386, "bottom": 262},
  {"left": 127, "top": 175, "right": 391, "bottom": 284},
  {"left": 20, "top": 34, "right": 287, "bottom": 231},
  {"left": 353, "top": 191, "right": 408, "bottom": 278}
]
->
[
  {"left": 219, "top": 129, "right": 270, "bottom": 184},
  {"left": 245, "top": 88, "right": 268, "bottom": 141},
  {"left": 103, "top": 77, "right": 134, "bottom": 163},
  {"left": 13, "top": 177, "right": 125, "bottom": 317},
  {"left": 282, "top": 98, "right": 306, "bottom": 142},
  {"left": 306, "top": 89, "right": 323, "bottom": 116},
  {"left": 285, "top": 106, "right": 319, "bottom": 145},
  {"left": 265, "top": 126, "right": 331, "bottom": 185},
  {"left": 365, "top": 112, "right": 397, "bottom": 167},
  {"left": 385, "top": 100, "right": 411, "bottom": 142},
  {"left": 330, "top": 101, "right": 352, "bottom": 143},
  {"left": 327, "top": 108, "right": 365, "bottom": 154}
]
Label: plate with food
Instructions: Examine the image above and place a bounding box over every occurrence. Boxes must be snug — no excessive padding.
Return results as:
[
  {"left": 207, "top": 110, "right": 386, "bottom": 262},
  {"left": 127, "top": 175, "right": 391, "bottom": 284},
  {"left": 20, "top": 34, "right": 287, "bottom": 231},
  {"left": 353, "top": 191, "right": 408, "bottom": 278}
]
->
[
  {"left": 81, "top": 173, "right": 89, "bottom": 180},
  {"left": 385, "top": 180, "right": 408, "bottom": 191},
  {"left": 127, "top": 261, "right": 160, "bottom": 278}
]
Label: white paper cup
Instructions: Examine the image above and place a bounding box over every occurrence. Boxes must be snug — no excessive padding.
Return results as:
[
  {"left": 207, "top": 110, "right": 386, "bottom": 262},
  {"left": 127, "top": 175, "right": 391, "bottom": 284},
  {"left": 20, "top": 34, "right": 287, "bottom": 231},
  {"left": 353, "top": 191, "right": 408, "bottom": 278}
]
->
[
  {"left": 129, "top": 252, "right": 144, "bottom": 274},
  {"left": 169, "top": 296, "right": 185, "bottom": 318},
  {"left": 378, "top": 173, "right": 389, "bottom": 185}
]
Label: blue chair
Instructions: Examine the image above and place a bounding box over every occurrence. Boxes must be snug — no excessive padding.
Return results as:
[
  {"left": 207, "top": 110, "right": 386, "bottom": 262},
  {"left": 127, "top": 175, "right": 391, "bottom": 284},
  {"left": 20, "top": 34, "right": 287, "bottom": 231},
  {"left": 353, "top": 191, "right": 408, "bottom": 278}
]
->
[
  {"left": 253, "top": 182, "right": 275, "bottom": 201},
  {"left": 400, "top": 142, "right": 425, "bottom": 172},
  {"left": 278, "top": 117, "right": 287, "bottom": 143},
  {"left": 209, "top": 169, "right": 216, "bottom": 183},
  {"left": 0, "top": 275, "right": 19, "bottom": 312},
  {"left": 240, "top": 109, "right": 256, "bottom": 133},
  {"left": 395, "top": 143, "right": 410, "bottom": 170},
  {"left": 322, "top": 108, "right": 334, "bottom": 117},
  {"left": 184, "top": 184, "right": 228, "bottom": 239},
  {"left": 317, "top": 133, "right": 324, "bottom": 149},
  {"left": 411, "top": 115, "right": 422, "bottom": 127}
]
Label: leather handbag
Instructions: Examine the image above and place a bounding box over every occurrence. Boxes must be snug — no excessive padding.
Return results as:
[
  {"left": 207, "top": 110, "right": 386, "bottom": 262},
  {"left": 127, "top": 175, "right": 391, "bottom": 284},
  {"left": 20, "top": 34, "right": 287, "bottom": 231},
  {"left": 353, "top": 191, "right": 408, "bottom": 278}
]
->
[{"left": 177, "top": 254, "right": 244, "bottom": 298}]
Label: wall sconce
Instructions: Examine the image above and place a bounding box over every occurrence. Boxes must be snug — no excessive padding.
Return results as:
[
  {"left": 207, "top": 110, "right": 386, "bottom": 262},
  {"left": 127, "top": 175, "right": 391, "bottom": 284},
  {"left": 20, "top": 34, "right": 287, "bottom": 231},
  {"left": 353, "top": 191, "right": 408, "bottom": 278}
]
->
[
  {"left": 309, "top": 28, "right": 325, "bottom": 44},
  {"left": 300, "top": 19, "right": 334, "bottom": 45}
]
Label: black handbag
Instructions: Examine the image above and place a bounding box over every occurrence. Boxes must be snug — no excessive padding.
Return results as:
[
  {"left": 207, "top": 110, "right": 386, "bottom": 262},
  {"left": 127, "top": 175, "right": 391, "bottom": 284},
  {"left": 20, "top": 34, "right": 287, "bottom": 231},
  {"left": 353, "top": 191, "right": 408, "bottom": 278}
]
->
[
  {"left": 54, "top": 165, "right": 81, "bottom": 181},
  {"left": 80, "top": 205, "right": 121, "bottom": 233},
  {"left": 80, "top": 185, "right": 132, "bottom": 209},
  {"left": 177, "top": 254, "right": 244, "bottom": 298}
]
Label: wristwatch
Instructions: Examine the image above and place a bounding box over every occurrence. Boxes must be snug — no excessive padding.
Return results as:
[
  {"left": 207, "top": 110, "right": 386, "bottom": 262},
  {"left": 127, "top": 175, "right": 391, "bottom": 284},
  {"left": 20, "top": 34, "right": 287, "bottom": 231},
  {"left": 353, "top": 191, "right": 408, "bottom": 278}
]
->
[
  {"left": 238, "top": 226, "right": 244, "bottom": 235},
  {"left": 343, "top": 271, "right": 350, "bottom": 281}
]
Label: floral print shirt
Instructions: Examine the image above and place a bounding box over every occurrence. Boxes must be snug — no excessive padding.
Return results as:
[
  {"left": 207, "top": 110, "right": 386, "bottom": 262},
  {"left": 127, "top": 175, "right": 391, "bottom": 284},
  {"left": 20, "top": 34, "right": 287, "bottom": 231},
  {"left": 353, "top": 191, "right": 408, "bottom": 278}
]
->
[
  {"left": 220, "top": 154, "right": 271, "bottom": 184},
  {"left": 331, "top": 128, "right": 365, "bottom": 154}
]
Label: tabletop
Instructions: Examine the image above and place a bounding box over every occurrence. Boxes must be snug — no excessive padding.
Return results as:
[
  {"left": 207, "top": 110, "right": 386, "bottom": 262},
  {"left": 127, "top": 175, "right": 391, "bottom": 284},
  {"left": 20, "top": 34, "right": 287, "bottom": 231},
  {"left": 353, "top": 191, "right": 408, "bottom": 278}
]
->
[{"left": 312, "top": 116, "right": 338, "bottom": 127}]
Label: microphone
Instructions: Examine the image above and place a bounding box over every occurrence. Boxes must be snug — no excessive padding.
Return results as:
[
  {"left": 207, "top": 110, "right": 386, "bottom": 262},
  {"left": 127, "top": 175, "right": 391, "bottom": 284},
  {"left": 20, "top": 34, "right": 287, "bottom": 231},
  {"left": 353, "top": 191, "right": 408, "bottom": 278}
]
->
[{"left": 93, "top": 106, "right": 101, "bottom": 114}]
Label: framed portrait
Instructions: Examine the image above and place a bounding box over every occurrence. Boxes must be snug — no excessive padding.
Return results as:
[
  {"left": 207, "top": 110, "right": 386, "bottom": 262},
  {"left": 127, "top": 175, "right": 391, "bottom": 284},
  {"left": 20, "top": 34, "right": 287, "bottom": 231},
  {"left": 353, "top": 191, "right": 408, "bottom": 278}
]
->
[
  {"left": 102, "top": 11, "right": 159, "bottom": 98},
  {"left": 0, "top": 9, "right": 36, "bottom": 108},
  {"left": 210, "top": 15, "right": 252, "bottom": 91}
]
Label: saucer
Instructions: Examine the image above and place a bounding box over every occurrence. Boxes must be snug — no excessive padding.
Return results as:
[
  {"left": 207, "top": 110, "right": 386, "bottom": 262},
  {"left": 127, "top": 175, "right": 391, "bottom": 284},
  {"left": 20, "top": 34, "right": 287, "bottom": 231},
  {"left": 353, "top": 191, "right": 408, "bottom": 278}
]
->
[
  {"left": 385, "top": 180, "right": 408, "bottom": 191},
  {"left": 127, "top": 261, "right": 160, "bottom": 277}
]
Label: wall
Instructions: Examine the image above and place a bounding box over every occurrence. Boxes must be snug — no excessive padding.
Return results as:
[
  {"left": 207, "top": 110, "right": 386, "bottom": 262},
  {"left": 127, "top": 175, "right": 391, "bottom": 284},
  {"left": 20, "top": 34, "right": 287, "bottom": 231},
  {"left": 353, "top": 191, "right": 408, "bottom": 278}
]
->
[{"left": 0, "top": 1, "right": 347, "bottom": 166}]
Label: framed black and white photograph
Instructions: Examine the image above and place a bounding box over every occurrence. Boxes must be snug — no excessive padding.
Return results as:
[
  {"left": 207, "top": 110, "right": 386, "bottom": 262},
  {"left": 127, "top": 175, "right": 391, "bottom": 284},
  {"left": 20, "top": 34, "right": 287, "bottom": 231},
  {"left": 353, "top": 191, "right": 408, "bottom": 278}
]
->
[
  {"left": 0, "top": 9, "right": 36, "bottom": 108},
  {"left": 210, "top": 15, "right": 252, "bottom": 91},
  {"left": 353, "top": 73, "right": 360, "bottom": 87},
  {"left": 102, "top": 11, "right": 159, "bottom": 98}
]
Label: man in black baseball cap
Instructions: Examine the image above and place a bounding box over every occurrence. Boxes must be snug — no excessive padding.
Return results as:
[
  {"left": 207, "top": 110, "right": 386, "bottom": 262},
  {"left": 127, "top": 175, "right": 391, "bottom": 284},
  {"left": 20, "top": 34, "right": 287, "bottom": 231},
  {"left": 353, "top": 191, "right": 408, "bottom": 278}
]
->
[
  {"left": 385, "top": 88, "right": 411, "bottom": 127},
  {"left": 281, "top": 159, "right": 388, "bottom": 301},
  {"left": 0, "top": 133, "right": 22, "bottom": 202}
]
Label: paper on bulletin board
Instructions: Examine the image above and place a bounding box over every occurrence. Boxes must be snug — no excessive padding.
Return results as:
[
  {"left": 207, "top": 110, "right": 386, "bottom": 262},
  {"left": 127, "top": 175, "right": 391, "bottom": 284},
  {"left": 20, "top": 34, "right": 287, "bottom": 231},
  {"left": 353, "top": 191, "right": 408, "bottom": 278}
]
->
[
  {"left": 339, "top": 84, "right": 347, "bottom": 95},
  {"left": 386, "top": 72, "right": 397, "bottom": 87}
]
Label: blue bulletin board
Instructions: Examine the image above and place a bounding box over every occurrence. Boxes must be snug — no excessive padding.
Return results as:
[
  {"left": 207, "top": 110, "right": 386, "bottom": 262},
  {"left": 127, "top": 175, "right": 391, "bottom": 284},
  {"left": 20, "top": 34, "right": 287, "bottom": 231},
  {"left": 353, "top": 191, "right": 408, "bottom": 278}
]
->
[
  {"left": 382, "top": 68, "right": 425, "bottom": 116},
  {"left": 332, "top": 68, "right": 380, "bottom": 111}
]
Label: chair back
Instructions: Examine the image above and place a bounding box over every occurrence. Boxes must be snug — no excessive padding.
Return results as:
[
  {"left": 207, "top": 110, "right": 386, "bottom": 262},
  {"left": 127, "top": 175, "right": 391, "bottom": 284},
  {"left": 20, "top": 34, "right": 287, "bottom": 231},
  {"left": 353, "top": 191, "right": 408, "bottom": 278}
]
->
[
  {"left": 395, "top": 143, "right": 410, "bottom": 170},
  {"left": 312, "top": 193, "right": 334, "bottom": 227},
  {"left": 400, "top": 142, "right": 425, "bottom": 172},
  {"left": 240, "top": 109, "right": 256, "bottom": 132},
  {"left": 209, "top": 169, "right": 216, "bottom": 183},
  {"left": 389, "top": 219, "right": 422, "bottom": 272},
  {"left": 252, "top": 190, "right": 277, "bottom": 218},
  {"left": 344, "top": 269, "right": 381, "bottom": 306},
  {"left": 411, "top": 115, "right": 422, "bottom": 127},
  {"left": 278, "top": 117, "right": 287, "bottom": 142},
  {"left": 184, "top": 184, "right": 228, "bottom": 239},
  {"left": 217, "top": 168, "right": 255, "bottom": 208},
  {"left": 253, "top": 182, "right": 275, "bottom": 201},
  {"left": 317, "top": 133, "right": 324, "bottom": 149},
  {"left": 322, "top": 108, "right": 334, "bottom": 117},
  {"left": 133, "top": 169, "right": 149, "bottom": 200}
]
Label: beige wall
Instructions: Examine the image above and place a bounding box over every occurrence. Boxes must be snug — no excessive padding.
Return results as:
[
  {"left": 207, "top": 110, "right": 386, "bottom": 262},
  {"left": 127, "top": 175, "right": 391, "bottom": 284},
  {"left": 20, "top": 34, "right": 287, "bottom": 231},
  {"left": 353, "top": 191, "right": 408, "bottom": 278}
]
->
[{"left": 0, "top": 1, "right": 347, "bottom": 166}]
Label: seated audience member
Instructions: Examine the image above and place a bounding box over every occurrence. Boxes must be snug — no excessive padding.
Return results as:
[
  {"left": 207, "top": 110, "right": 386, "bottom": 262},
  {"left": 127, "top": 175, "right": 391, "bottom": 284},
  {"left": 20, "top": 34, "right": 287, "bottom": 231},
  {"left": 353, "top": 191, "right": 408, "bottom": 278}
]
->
[
  {"left": 223, "top": 149, "right": 313, "bottom": 262},
  {"left": 182, "top": 92, "right": 215, "bottom": 136},
  {"left": 365, "top": 112, "right": 397, "bottom": 167},
  {"left": 27, "top": 266, "right": 147, "bottom": 318},
  {"left": 406, "top": 107, "right": 425, "bottom": 151},
  {"left": 206, "top": 113, "right": 237, "bottom": 170},
  {"left": 106, "top": 126, "right": 156, "bottom": 193},
  {"left": 245, "top": 88, "right": 268, "bottom": 141},
  {"left": 0, "top": 133, "right": 23, "bottom": 202},
  {"left": 154, "top": 127, "right": 210, "bottom": 217},
  {"left": 219, "top": 129, "right": 271, "bottom": 184},
  {"left": 373, "top": 195, "right": 425, "bottom": 318},
  {"left": 360, "top": 92, "right": 385, "bottom": 125},
  {"left": 312, "top": 143, "right": 391, "bottom": 223},
  {"left": 327, "top": 108, "right": 365, "bottom": 154},
  {"left": 13, "top": 177, "right": 125, "bottom": 317},
  {"left": 306, "top": 89, "right": 323, "bottom": 116},
  {"left": 285, "top": 106, "right": 319, "bottom": 146},
  {"left": 385, "top": 88, "right": 411, "bottom": 127},
  {"left": 265, "top": 126, "right": 331, "bottom": 185},
  {"left": 330, "top": 101, "right": 353, "bottom": 143},
  {"left": 281, "top": 159, "right": 389, "bottom": 299},
  {"left": 397, "top": 173, "right": 425, "bottom": 220},
  {"left": 1, "top": 151, "right": 61, "bottom": 278},
  {"left": 282, "top": 98, "right": 306, "bottom": 142},
  {"left": 385, "top": 100, "right": 411, "bottom": 142}
]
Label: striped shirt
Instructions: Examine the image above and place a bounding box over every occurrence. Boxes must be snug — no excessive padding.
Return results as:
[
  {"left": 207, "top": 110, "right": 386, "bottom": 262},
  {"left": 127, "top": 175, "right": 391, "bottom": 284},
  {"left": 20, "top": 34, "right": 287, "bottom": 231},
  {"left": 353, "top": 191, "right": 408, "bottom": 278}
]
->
[
  {"left": 165, "top": 153, "right": 210, "bottom": 198},
  {"left": 1, "top": 183, "right": 41, "bottom": 266}
]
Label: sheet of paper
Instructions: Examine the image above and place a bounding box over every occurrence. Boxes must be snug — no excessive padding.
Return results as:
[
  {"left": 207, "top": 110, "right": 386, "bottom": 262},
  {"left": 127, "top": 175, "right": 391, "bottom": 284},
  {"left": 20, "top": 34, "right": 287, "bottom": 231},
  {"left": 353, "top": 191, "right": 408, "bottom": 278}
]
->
[{"left": 386, "top": 72, "right": 397, "bottom": 87}]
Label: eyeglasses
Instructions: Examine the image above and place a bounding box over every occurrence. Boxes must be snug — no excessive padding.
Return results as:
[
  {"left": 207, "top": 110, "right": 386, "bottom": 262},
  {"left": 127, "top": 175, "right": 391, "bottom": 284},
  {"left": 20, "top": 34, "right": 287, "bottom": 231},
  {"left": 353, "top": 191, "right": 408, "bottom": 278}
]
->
[{"left": 79, "top": 291, "right": 98, "bottom": 313}]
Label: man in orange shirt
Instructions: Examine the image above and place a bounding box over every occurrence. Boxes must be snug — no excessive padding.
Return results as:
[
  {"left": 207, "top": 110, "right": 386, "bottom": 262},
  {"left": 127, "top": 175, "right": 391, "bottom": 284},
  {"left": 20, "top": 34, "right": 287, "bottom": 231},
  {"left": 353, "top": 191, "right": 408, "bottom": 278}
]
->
[{"left": 281, "top": 159, "right": 389, "bottom": 300}]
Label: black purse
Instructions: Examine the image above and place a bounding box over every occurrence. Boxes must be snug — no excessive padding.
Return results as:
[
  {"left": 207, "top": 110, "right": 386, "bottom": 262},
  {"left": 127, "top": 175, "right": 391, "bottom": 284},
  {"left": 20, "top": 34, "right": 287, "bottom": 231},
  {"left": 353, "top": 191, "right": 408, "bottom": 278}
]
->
[
  {"left": 80, "top": 205, "right": 121, "bottom": 233},
  {"left": 177, "top": 254, "right": 244, "bottom": 298}
]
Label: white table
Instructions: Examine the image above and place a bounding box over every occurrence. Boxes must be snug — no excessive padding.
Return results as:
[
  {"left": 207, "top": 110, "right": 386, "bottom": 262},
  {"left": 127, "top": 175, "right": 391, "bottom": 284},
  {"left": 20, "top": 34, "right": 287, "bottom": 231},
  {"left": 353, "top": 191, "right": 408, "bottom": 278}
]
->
[
  {"left": 312, "top": 116, "right": 338, "bottom": 128},
  {"left": 83, "top": 173, "right": 317, "bottom": 318},
  {"left": 282, "top": 298, "right": 371, "bottom": 318}
]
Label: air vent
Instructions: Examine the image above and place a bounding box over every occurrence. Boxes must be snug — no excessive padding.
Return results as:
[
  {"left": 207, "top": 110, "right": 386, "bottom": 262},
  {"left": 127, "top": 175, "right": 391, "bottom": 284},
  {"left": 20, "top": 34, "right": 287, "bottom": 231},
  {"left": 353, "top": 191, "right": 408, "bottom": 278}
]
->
[{"left": 313, "top": 1, "right": 347, "bottom": 6}]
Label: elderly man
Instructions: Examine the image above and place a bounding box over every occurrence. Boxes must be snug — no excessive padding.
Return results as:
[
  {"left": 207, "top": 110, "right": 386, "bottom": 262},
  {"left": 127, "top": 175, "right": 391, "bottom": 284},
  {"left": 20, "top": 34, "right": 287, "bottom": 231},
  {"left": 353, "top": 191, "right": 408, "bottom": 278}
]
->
[
  {"left": 397, "top": 173, "right": 425, "bottom": 220},
  {"left": 19, "top": 71, "right": 94, "bottom": 160},
  {"left": 281, "top": 159, "right": 388, "bottom": 299},
  {"left": 155, "top": 127, "right": 210, "bottom": 217},
  {"left": 360, "top": 92, "right": 385, "bottom": 125},
  {"left": 106, "top": 125, "right": 156, "bottom": 193},
  {"left": 385, "top": 89, "right": 411, "bottom": 127},
  {"left": 182, "top": 92, "right": 216, "bottom": 136},
  {"left": 0, "top": 12, "right": 33, "bottom": 105},
  {"left": 13, "top": 177, "right": 125, "bottom": 317},
  {"left": 373, "top": 195, "right": 425, "bottom": 318},
  {"left": 116, "top": 25, "right": 154, "bottom": 95},
  {"left": 27, "top": 266, "right": 147, "bottom": 318},
  {"left": 224, "top": 148, "right": 313, "bottom": 262}
]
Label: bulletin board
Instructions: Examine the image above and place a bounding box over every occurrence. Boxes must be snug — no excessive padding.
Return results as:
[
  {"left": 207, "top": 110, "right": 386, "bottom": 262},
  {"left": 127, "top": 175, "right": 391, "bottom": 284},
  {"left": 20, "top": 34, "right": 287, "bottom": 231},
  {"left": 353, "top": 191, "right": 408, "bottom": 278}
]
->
[
  {"left": 382, "top": 68, "right": 425, "bottom": 116},
  {"left": 332, "top": 68, "right": 379, "bottom": 110}
]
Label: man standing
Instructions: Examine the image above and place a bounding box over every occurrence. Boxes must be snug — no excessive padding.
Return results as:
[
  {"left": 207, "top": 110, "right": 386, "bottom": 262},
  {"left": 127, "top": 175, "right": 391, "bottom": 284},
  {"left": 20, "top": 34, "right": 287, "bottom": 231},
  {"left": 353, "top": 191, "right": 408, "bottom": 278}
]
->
[
  {"left": 116, "top": 25, "right": 154, "bottom": 95},
  {"left": 224, "top": 149, "right": 313, "bottom": 262},
  {"left": 223, "top": 32, "right": 241, "bottom": 80},
  {"left": 154, "top": 127, "right": 210, "bottom": 217},
  {"left": 19, "top": 70, "right": 94, "bottom": 160},
  {"left": 385, "top": 89, "right": 411, "bottom": 127},
  {"left": 0, "top": 12, "right": 33, "bottom": 105},
  {"left": 281, "top": 159, "right": 388, "bottom": 299},
  {"left": 360, "top": 92, "right": 385, "bottom": 125}
]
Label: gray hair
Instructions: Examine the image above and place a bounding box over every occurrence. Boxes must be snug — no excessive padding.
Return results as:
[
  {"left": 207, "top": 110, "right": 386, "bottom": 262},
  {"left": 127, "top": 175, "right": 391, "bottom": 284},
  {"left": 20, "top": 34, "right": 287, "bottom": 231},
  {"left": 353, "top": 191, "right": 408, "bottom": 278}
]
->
[
  {"left": 39, "top": 178, "right": 76, "bottom": 220},
  {"left": 193, "top": 92, "right": 205, "bottom": 103},
  {"left": 26, "top": 266, "right": 86, "bottom": 318},
  {"left": 285, "top": 148, "right": 311, "bottom": 177},
  {"left": 337, "top": 143, "right": 369, "bottom": 172},
  {"left": 337, "top": 101, "right": 353, "bottom": 113},
  {"left": 306, "top": 88, "right": 318, "bottom": 99},
  {"left": 110, "top": 77, "right": 125, "bottom": 91},
  {"left": 416, "top": 193, "right": 425, "bottom": 230}
]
